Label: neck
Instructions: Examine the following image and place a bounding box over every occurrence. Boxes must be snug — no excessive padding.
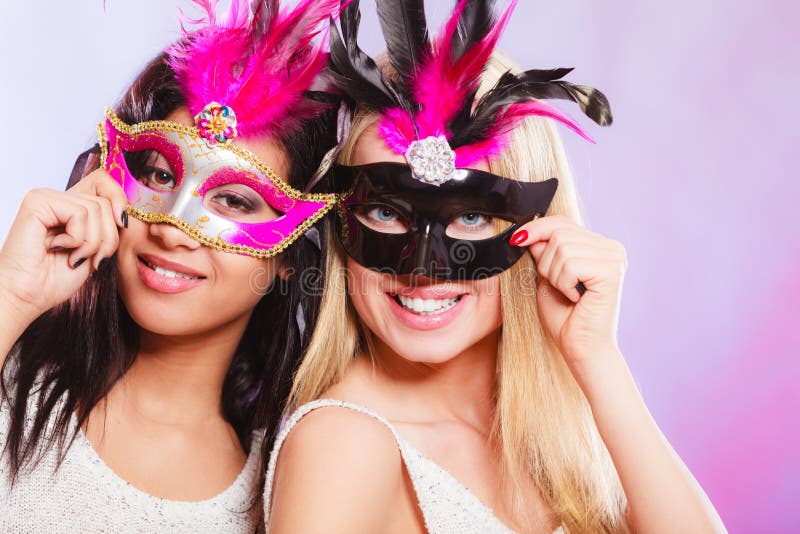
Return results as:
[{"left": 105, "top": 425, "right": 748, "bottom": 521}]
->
[
  {"left": 115, "top": 314, "right": 252, "bottom": 426},
  {"left": 366, "top": 330, "right": 501, "bottom": 431}
]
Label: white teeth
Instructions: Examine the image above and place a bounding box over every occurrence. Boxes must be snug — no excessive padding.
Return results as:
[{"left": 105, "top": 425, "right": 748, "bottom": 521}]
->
[
  {"left": 143, "top": 259, "right": 199, "bottom": 280},
  {"left": 397, "top": 295, "right": 460, "bottom": 315}
]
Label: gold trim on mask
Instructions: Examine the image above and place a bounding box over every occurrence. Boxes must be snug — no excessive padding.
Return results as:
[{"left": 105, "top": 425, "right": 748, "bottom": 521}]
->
[
  {"left": 99, "top": 107, "right": 338, "bottom": 204},
  {"left": 126, "top": 205, "right": 333, "bottom": 259}
]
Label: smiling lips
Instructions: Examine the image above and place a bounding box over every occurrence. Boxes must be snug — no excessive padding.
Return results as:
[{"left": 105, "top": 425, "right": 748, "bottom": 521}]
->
[
  {"left": 394, "top": 294, "right": 462, "bottom": 315},
  {"left": 386, "top": 286, "right": 470, "bottom": 330},
  {"left": 136, "top": 253, "right": 207, "bottom": 294}
]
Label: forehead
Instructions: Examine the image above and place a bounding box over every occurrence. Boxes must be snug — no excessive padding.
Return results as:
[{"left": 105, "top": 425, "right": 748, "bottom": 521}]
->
[
  {"left": 352, "top": 123, "right": 491, "bottom": 173},
  {"left": 352, "top": 123, "right": 406, "bottom": 166},
  {"left": 164, "top": 107, "right": 290, "bottom": 179}
]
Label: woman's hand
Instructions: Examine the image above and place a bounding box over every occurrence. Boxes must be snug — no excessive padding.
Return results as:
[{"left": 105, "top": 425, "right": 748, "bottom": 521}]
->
[
  {"left": 511, "top": 217, "right": 727, "bottom": 533},
  {"left": 0, "top": 169, "right": 128, "bottom": 324},
  {"left": 510, "top": 215, "right": 627, "bottom": 377}
]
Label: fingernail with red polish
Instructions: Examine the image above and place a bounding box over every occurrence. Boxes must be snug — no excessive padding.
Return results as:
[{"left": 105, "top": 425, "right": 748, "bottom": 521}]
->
[
  {"left": 121, "top": 210, "right": 128, "bottom": 228},
  {"left": 509, "top": 229, "right": 528, "bottom": 246}
]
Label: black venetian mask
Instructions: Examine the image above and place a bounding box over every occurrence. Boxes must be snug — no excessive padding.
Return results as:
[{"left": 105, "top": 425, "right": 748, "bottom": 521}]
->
[{"left": 328, "top": 163, "right": 558, "bottom": 280}]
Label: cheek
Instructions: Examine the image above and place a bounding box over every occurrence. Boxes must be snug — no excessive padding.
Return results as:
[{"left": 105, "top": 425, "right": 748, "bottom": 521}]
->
[
  {"left": 115, "top": 218, "right": 148, "bottom": 281},
  {"left": 473, "top": 276, "right": 503, "bottom": 329},
  {"left": 117, "top": 216, "right": 147, "bottom": 248},
  {"left": 346, "top": 259, "right": 387, "bottom": 320},
  {"left": 215, "top": 255, "right": 278, "bottom": 306}
]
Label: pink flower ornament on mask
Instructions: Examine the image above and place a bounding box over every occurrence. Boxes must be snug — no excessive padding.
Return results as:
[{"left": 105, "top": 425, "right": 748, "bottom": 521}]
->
[{"left": 195, "top": 102, "right": 238, "bottom": 146}]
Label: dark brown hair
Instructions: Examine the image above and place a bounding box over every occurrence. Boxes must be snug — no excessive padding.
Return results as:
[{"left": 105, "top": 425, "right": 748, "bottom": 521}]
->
[{"left": 1, "top": 53, "right": 335, "bottom": 493}]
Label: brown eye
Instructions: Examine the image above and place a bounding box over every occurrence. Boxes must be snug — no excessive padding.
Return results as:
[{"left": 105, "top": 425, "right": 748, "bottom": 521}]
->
[
  {"left": 141, "top": 167, "right": 176, "bottom": 191},
  {"left": 212, "top": 192, "right": 255, "bottom": 212},
  {"left": 203, "top": 184, "right": 281, "bottom": 223},
  {"left": 124, "top": 149, "right": 178, "bottom": 192}
]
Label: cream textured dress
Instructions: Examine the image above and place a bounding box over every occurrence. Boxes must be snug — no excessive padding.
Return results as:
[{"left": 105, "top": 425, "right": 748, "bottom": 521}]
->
[
  {"left": 0, "top": 388, "right": 264, "bottom": 533},
  {"left": 264, "top": 399, "right": 565, "bottom": 534}
]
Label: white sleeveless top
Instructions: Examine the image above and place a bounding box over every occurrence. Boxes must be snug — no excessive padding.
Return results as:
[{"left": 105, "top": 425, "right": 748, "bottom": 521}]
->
[
  {"left": 0, "top": 388, "right": 265, "bottom": 533},
  {"left": 264, "top": 399, "right": 565, "bottom": 534}
]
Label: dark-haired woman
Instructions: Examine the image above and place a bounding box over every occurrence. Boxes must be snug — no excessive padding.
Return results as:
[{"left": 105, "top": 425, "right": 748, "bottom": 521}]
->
[{"left": 0, "top": 0, "right": 343, "bottom": 531}]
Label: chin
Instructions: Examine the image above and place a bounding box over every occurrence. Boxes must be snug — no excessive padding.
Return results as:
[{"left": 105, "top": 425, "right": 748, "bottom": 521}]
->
[
  {"left": 117, "top": 280, "right": 213, "bottom": 337},
  {"left": 378, "top": 330, "right": 484, "bottom": 365},
  {"left": 122, "top": 297, "right": 202, "bottom": 336}
]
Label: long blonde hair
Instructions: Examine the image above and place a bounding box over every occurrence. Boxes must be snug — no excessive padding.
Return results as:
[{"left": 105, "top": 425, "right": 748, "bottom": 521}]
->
[{"left": 289, "top": 52, "right": 628, "bottom": 533}]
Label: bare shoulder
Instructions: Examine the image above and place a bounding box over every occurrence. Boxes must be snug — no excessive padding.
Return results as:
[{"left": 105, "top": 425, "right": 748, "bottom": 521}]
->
[
  {"left": 268, "top": 405, "right": 406, "bottom": 533},
  {"left": 280, "top": 404, "right": 401, "bottom": 468}
]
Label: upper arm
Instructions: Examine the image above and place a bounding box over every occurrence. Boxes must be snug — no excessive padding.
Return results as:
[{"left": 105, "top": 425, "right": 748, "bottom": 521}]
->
[{"left": 267, "top": 407, "right": 407, "bottom": 534}]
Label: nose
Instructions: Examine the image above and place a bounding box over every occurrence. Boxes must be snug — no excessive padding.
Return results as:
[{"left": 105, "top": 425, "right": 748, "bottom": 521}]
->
[
  {"left": 148, "top": 221, "right": 203, "bottom": 251},
  {"left": 413, "top": 224, "right": 450, "bottom": 279}
]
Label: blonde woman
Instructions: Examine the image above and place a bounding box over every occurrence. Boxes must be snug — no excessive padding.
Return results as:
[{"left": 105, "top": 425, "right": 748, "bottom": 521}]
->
[
  {"left": 0, "top": 1, "right": 345, "bottom": 530},
  {"left": 263, "top": 1, "right": 726, "bottom": 532}
]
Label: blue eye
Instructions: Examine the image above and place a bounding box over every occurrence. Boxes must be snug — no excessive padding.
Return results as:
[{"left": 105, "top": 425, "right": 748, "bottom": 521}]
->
[
  {"left": 459, "top": 213, "right": 488, "bottom": 226},
  {"left": 372, "top": 207, "right": 398, "bottom": 222},
  {"left": 445, "top": 212, "right": 509, "bottom": 240},
  {"left": 353, "top": 204, "right": 410, "bottom": 234}
]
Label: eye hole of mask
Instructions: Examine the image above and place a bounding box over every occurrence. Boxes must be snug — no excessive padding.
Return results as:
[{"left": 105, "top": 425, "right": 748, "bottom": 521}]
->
[
  {"left": 202, "top": 183, "right": 283, "bottom": 223},
  {"left": 352, "top": 203, "right": 411, "bottom": 235},
  {"left": 124, "top": 149, "right": 179, "bottom": 192},
  {"left": 445, "top": 213, "right": 514, "bottom": 240}
]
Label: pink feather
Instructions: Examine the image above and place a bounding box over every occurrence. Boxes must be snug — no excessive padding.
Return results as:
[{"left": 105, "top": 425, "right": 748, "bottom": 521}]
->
[
  {"left": 378, "top": 0, "right": 599, "bottom": 167},
  {"left": 167, "top": 0, "right": 347, "bottom": 139},
  {"left": 410, "top": 0, "right": 518, "bottom": 140},
  {"left": 379, "top": 108, "right": 417, "bottom": 154}
]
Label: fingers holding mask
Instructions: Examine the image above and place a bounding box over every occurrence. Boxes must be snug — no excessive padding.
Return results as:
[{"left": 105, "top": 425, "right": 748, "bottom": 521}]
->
[
  {"left": 38, "top": 191, "right": 106, "bottom": 269},
  {"left": 69, "top": 168, "right": 129, "bottom": 229},
  {"left": 65, "top": 169, "right": 128, "bottom": 268},
  {"left": 510, "top": 216, "right": 626, "bottom": 302}
]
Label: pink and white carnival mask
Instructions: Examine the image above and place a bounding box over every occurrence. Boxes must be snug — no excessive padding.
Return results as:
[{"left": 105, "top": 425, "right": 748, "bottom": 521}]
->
[{"left": 99, "top": 108, "right": 337, "bottom": 259}]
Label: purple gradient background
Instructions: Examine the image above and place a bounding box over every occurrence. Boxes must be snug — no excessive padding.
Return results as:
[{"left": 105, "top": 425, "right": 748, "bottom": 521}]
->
[{"left": 1, "top": 2, "right": 797, "bottom": 531}]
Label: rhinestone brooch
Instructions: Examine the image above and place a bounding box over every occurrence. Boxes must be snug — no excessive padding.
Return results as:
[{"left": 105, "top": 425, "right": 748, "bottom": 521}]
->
[
  {"left": 195, "top": 102, "right": 238, "bottom": 147},
  {"left": 405, "top": 135, "right": 457, "bottom": 186}
]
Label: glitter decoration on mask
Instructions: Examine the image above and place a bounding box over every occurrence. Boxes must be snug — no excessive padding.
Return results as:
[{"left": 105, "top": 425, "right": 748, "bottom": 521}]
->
[
  {"left": 195, "top": 102, "right": 238, "bottom": 146},
  {"left": 405, "top": 135, "right": 457, "bottom": 186}
]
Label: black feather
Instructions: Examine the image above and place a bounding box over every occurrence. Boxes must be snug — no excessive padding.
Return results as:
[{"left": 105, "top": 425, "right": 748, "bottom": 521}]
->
[
  {"left": 447, "top": 87, "right": 480, "bottom": 142},
  {"left": 528, "top": 82, "right": 613, "bottom": 126},
  {"left": 375, "top": 0, "right": 429, "bottom": 86},
  {"left": 444, "top": 0, "right": 500, "bottom": 137},
  {"left": 517, "top": 68, "right": 613, "bottom": 126},
  {"left": 451, "top": 0, "right": 496, "bottom": 62},
  {"left": 327, "top": 4, "right": 400, "bottom": 109},
  {"left": 450, "top": 69, "right": 613, "bottom": 147},
  {"left": 517, "top": 67, "right": 575, "bottom": 83}
]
